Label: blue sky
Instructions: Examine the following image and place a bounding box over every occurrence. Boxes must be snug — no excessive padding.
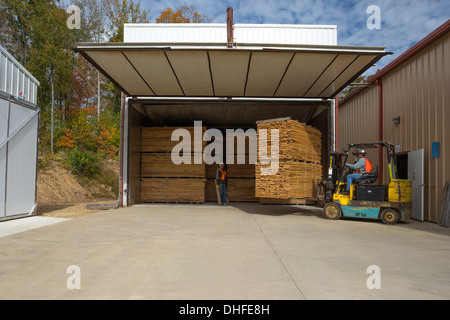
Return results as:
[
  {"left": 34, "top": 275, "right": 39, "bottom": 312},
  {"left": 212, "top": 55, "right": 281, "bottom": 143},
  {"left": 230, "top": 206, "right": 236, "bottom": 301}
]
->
[{"left": 141, "top": 0, "right": 449, "bottom": 75}]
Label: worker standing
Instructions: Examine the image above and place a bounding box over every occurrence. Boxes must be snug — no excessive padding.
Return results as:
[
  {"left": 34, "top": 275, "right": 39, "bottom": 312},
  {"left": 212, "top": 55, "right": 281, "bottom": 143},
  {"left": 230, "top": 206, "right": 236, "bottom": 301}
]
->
[
  {"left": 216, "top": 162, "right": 228, "bottom": 205},
  {"left": 345, "top": 150, "right": 372, "bottom": 191}
]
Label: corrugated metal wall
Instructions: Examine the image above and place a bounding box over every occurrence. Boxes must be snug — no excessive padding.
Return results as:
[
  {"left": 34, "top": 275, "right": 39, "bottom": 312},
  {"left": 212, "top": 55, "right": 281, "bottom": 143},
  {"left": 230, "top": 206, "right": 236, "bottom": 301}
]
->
[
  {"left": 381, "top": 31, "right": 450, "bottom": 223},
  {"left": 0, "top": 95, "right": 39, "bottom": 219},
  {"left": 124, "top": 23, "right": 338, "bottom": 45},
  {"left": 338, "top": 30, "right": 450, "bottom": 223},
  {"left": 338, "top": 85, "right": 380, "bottom": 170},
  {"left": 0, "top": 45, "right": 40, "bottom": 220}
]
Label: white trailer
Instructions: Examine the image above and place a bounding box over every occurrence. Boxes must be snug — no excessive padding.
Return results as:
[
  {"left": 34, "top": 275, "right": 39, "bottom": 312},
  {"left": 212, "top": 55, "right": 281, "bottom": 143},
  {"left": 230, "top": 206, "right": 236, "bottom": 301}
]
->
[{"left": 0, "top": 45, "right": 40, "bottom": 220}]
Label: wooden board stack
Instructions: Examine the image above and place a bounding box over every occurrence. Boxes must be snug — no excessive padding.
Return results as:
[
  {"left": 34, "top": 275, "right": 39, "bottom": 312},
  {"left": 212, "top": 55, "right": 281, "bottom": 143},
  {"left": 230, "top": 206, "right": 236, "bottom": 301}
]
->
[
  {"left": 206, "top": 163, "right": 255, "bottom": 179},
  {"left": 205, "top": 178, "right": 257, "bottom": 202},
  {"left": 228, "top": 178, "right": 257, "bottom": 202},
  {"left": 204, "top": 134, "right": 257, "bottom": 202},
  {"left": 141, "top": 127, "right": 206, "bottom": 153},
  {"left": 256, "top": 119, "right": 321, "bottom": 163},
  {"left": 141, "top": 126, "right": 206, "bottom": 203},
  {"left": 141, "top": 178, "right": 206, "bottom": 203},
  {"left": 141, "top": 153, "right": 205, "bottom": 178},
  {"left": 205, "top": 162, "right": 257, "bottom": 202},
  {"left": 255, "top": 119, "right": 322, "bottom": 201},
  {"left": 256, "top": 161, "right": 322, "bottom": 199}
]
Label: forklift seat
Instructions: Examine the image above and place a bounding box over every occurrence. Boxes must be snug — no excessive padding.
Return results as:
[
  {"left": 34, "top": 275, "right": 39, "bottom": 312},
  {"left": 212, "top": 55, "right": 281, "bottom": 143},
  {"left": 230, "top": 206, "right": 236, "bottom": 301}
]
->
[{"left": 354, "top": 166, "right": 379, "bottom": 185}]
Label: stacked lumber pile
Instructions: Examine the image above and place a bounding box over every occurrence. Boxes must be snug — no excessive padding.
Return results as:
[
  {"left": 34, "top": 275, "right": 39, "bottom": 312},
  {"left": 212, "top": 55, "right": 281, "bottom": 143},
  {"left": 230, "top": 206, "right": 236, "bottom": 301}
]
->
[
  {"left": 205, "top": 176, "right": 257, "bottom": 202},
  {"left": 141, "top": 153, "right": 205, "bottom": 178},
  {"left": 255, "top": 119, "right": 322, "bottom": 200},
  {"left": 256, "top": 161, "right": 322, "bottom": 199},
  {"left": 141, "top": 126, "right": 206, "bottom": 203},
  {"left": 206, "top": 163, "right": 255, "bottom": 179},
  {"left": 141, "top": 178, "right": 206, "bottom": 203},
  {"left": 204, "top": 133, "right": 257, "bottom": 202},
  {"left": 141, "top": 127, "right": 206, "bottom": 153},
  {"left": 228, "top": 178, "right": 257, "bottom": 202},
  {"left": 256, "top": 119, "right": 321, "bottom": 163}
]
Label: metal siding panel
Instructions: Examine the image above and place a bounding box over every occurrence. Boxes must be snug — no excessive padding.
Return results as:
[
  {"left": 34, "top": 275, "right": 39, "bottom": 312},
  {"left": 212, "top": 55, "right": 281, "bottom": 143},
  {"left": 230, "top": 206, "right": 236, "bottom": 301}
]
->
[
  {"left": 123, "top": 51, "right": 183, "bottom": 96},
  {"left": 306, "top": 54, "right": 357, "bottom": 97},
  {"left": 338, "top": 86, "right": 379, "bottom": 170},
  {"left": 276, "top": 53, "right": 336, "bottom": 97},
  {"left": 0, "top": 97, "right": 8, "bottom": 218},
  {"left": 0, "top": 145, "right": 5, "bottom": 218},
  {"left": 0, "top": 54, "right": 5, "bottom": 92},
  {"left": 0, "top": 45, "right": 39, "bottom": 104},
  {"left": 77, "top": 44, "right": 386, "bottom": 98},
  {"left": 6, "top": 60, "right": 12, "bottom": 94},
  {"left": 33, "top": 83, "right": 37, "bottom": 104},
  {"left": 124, "top": 24, "right": 227, "bottom": 43},
  {"left": 5, "top": 103, "right": 37, "bottom": 216},
  {"left": 124, "top": 23, "right": 337, "bottom": 46},
  {"left": 320, "top": 55, "right": 377, "bottom": 97},
  {"left": 86, "top": 50, "right": 154, "bottom": 96},
  {"left": 209, "top": 51, "right": 250, "bottom": 96},
  {"left": 165, "top": 50, "right": 213, "bottom": 96},
  {"left": 380, "top": 32, "right": 450, "bottom": 222},
  {"left": 245, "top": 51, "right": 293, "bottom": 97},
  {"left": 339, "top": 88, "right": 375, "bottom": 140},
  {"left": 5, "top": 118, "right": 38, "bottom": 216}
]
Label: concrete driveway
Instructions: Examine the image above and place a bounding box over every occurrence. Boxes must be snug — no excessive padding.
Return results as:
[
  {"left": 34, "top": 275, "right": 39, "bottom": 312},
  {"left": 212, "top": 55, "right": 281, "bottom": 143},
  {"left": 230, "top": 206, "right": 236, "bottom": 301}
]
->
[{"left": 0, "top": 203, "right": 449, "bottom": 300}]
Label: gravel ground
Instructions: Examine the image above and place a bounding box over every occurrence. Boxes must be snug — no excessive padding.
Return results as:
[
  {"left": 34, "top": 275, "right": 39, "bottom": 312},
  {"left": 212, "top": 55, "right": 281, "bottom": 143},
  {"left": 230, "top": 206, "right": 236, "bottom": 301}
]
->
[{"left": 36, "top": 200, "right": 118, "bottom": 218}]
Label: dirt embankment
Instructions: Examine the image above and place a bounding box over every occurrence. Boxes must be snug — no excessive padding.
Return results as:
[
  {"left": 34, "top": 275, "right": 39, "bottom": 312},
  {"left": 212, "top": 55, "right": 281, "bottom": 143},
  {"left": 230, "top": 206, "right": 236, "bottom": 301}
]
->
[{"left": 36, "top": 155, "right": 119, "bottom": 218}]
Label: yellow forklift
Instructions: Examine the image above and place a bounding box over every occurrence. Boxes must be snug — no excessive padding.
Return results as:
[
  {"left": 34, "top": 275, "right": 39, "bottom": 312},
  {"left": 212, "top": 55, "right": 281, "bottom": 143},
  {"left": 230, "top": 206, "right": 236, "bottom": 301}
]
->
[{"left": 323, "top": 142, "right": 412, "bottom": 225}]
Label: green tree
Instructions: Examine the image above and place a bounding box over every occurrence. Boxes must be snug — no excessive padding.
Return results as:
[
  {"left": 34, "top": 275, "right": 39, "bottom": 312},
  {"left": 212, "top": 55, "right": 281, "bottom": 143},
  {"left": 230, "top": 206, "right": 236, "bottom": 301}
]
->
[
  {"left": 340, "top": 70, "right": 380, "bottom": 98},
  {"left": 104, "top": 0, "right": 150, "bottom": 42}
]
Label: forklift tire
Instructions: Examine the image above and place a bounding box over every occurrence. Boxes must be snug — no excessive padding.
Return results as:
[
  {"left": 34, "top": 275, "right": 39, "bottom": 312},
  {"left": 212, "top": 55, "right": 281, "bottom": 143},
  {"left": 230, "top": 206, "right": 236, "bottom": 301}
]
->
[
  {"left": 324, "top": 202, "right": 342, "bottom": 220},
  {"left": 380, "top": 208, "right": 399, "bottom": 225}
]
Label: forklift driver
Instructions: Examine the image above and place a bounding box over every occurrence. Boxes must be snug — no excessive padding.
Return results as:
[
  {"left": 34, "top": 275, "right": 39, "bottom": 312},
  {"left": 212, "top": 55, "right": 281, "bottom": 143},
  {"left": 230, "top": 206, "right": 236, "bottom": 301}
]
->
[{"left": 345, "top": 150, "right": 372, "bottom": 191}]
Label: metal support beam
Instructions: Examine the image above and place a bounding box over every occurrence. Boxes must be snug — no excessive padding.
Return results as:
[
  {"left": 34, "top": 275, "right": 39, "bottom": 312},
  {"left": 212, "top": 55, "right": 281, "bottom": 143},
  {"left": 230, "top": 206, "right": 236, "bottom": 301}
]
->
[
  {"left": 329, "top": 99, "right": 336, "bottom": 152},
  {"left": 122, "top": 97, "right": 130, "bottom": 207}
]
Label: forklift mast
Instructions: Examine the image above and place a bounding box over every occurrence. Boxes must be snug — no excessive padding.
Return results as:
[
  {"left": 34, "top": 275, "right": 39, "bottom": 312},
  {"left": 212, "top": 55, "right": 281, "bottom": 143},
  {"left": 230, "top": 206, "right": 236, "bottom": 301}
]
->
[{"left": 325, "top": 152, "right": 346, "bottom": 202}]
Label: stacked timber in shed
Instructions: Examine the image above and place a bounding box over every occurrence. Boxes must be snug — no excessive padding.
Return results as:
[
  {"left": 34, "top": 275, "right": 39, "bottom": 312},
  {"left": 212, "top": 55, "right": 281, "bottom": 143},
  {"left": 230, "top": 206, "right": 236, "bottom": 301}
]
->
[
  {"left": 226, "top": 141, "right": 258, "bottom": 202},
  {"left": 204, "top": 133, "right": 258, "bottom": 202},
  {"left": 205, "top": 158, "right": 257, "bottom": 203},
  {"left": 205, "top": 163, "right": 257, "bottom": 202},
  {"left": 141, "top": 127, "right": 206, "bottom": 203},
  {"left": 255, "top": 119, "right": 322, "bottom": 201}
]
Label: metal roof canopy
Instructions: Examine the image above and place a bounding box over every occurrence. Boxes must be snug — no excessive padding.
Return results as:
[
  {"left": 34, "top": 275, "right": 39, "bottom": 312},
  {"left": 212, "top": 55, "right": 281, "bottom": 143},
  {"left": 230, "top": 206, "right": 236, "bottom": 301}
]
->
[
  {"left": 130, "top": 98, "right": 329, "bottom": 128},
  {"left": 75, "top": 43, "right": 389, "bottom": 99}
]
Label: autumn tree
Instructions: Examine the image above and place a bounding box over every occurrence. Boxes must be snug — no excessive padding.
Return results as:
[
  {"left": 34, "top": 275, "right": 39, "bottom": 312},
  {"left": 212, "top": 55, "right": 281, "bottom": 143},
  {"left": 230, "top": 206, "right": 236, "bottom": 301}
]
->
[{"left": 156, "top": 5, "right": 211, "bottom": 23}]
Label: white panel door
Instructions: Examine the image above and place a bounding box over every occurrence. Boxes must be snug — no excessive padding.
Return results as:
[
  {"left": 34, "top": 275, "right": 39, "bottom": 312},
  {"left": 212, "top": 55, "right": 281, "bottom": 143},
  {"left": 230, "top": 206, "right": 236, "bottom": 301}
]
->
[{"left": 408, "top": 149, "right": 424, "bottom": 221}]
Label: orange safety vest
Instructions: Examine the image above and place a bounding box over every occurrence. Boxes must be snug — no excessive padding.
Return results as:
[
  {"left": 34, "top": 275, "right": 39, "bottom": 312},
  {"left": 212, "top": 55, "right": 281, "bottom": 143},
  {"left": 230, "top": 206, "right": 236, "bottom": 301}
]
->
[
  {"left": 218, "top": 168, "right": 227, "bottom": 180},
  {"left": 357, "top": 157, "right": 372, "bottom": 174}
]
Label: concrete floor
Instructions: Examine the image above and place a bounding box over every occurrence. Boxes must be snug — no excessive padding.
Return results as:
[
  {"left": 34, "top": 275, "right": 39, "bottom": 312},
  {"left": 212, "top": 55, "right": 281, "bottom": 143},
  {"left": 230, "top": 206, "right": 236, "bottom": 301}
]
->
[{"left": 0, "top": 203, "right": 449, "bottom": 300}]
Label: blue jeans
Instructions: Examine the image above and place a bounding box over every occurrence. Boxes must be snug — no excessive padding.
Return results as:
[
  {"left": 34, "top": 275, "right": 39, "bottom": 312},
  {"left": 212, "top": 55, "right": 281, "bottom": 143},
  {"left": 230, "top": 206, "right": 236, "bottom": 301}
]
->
[
  {"left": 219, "top": 183, "right": 228, "bottom": 204},
  {"left": 347, "top": 174, "right": 362, "bottom": 191}
]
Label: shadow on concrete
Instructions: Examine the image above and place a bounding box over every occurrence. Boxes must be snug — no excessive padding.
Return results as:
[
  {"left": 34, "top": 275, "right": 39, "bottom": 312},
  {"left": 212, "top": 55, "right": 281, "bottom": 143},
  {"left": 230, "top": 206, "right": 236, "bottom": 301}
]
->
[
  {"left": 396, "top": 219, "right": 450, "bottom": 237},
  {"left": 146, "top": 201, "right": 450, "bottom": 237},
  {"left": 228, "top": 202, "right": 324, "bottom": 219},
  {"left": 228, "top": 203, "right": 450, "bottom": 236}
]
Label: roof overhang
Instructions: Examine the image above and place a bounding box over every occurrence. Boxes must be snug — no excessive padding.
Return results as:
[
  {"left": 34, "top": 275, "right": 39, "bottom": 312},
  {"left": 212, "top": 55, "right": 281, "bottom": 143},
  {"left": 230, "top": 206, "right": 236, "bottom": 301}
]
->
[{"left": 75, "top": 42, "right": 389, "bottom": 99}]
